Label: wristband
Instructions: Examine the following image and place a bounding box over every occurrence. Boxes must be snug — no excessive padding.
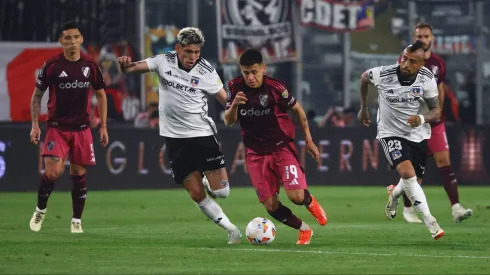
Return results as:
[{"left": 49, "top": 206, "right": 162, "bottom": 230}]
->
[{"left": 418, "top": 115, "right": 425, "bottom": 124}]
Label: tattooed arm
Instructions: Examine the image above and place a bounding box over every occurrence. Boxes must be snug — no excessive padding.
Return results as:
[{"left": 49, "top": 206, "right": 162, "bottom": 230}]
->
[
  {"left": 31, "top": 87, "right": 46, "bottom": 127},
  {"left": 423, "top": 96, "right": 441, "bottom": 123}
]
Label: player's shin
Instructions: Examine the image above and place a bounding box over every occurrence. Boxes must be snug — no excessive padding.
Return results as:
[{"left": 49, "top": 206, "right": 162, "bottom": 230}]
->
[
  {"left": 267, "top": 202, "right": 307, "bottom": 230},
  {"left": 401, "top": 176, "right": 435, "bottom": 226},
  {"left": 195, "top": 196, "right": 236, "bottom": 231},
  {"left": 71, "top": 174, "right": 87, "bottom": 220},
  {"left": 439, "top": 165, "right": 459, "bottom": 205},
  {"left": 37, "top": 173, "right": 55, "bottom": 210}
]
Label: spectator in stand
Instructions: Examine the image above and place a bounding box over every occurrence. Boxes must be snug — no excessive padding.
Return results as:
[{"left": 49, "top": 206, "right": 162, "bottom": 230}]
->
[{"left": 134, "top": 102, "right": 159, "bottom": 128}]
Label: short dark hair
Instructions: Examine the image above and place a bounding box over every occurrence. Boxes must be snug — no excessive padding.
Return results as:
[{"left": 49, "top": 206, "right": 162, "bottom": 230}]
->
[
  {"left": 415, "top": 22, "right": 433, "bottom": 34},
  {"left": 59, "top": 21, "right": 81, "bottom": 37},
  {"left": 239, "top": 49, "right": 263, "bottom": 66},
  {"left": 408, "top": 40, "right": 425, "bottom": 53},
  {"left": 150, "top": 110, "right": 159, "bottom": 119}
]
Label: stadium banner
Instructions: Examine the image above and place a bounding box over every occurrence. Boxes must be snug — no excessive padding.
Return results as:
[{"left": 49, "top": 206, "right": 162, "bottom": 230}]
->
[
  {"left": 0, "top": 42, "right": 140, "bottom": 123},
  {"left": 298, "top": 0, "right": 375, "bottom": 32},
  {"left": 0, "top": 125, "right": 489, "bottom": 191},
  {"left": 217, "top": 0, "right": 298, "bottom": 64}
]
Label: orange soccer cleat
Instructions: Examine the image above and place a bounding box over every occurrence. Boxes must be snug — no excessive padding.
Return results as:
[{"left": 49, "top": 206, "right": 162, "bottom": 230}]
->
[
  {"left": 296, "top": 228, "right": 313, "bottom": 245},
  {"left": 306, "top": 195, "right": 328, "bottom": 226}
]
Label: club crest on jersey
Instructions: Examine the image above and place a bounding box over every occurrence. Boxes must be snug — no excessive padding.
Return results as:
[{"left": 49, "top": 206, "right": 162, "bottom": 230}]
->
[
  {"left": 47, "top": 141, "right": 55, "bottom": 151},
  {"left": 259, "top": 94, "right": 268, "bottom": 107},
  {"left": 82, "top": 67, "right": 90, "bottom": 78},
  {"left": 392, "top": 150, "right": 402, "bottom": 160},
  {"left": 190, "top": 76, "right": 200, "bottom": 87},
  {"left": 281, "top": 90, "right": 289, "bottom": 99},
  {"left": 411, "top": 87, "right": 422, "bottom": 99}
]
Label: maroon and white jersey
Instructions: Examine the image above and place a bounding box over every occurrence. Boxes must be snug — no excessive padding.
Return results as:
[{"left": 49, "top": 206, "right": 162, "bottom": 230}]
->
[
  {"left": 226, "top": 75, "right": 297, "bottom": 154},
  {"left": 36, "top": 53, "right": 105, "bottom": 130}
]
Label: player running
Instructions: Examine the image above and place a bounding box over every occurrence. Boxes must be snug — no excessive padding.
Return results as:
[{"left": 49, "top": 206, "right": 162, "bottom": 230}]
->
[
  {"left": 224, "top": 49, "right": 327, "bottom": 245},
  {"left": 359, "top": 41, "right": 445, "bottom": 240},
  {"left": 118, "top": 27, "right": 241, "bottom": 244},
  {"left": 396, "top": 22, "right": 472, "bottom": 223},
  {"left": 29, "top": 21, "right": 109, "bottom": 233}
]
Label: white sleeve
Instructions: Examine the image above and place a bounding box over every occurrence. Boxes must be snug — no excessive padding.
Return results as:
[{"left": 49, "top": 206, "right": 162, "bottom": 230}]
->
[
  {"left": 424, "top": 78, "right": 438, "bottom": 99},
  {"left": 145, "top": 55, "right": 166, "bottom": 73},
  {"left": 201, "top": 70, "right": 224, "bottom": 95},
  {"left": 367, "top": 66, "right": 382, "bottom": 86}
]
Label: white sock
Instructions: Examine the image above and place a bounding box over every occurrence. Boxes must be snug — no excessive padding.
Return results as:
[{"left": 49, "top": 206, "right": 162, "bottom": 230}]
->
[
  {"left": 71, "top": 218, "right": 81, "bottom": 223},
  {"left": 451, "top": 203, "right": 462, "bottom": 212},
  {"left": 196, "top": 196, "right": 236, "bottom": 231},
  {"left": 299, "top": 222, "right": 311, "bottom": 231},
  {"left": 392, "top": 179, "right": 404, "bottom": 200},
  {"left": 401, "top": 176, "right": 434, "bottom": 226}
]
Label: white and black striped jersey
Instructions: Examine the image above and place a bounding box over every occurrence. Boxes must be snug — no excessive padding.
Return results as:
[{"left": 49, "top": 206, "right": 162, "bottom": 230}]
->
[
  {"left": 368, "top": 64, "right": 438, "bottom": 143},
  {"left": 145, "top": 51, "right": 223, "bottom": 138}
]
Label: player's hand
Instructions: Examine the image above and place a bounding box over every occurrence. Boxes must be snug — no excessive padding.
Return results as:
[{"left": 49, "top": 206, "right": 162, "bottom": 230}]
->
[
  {"left": 117, "top": 56, "right": 134, "bottom": 68},
  {"left": 306, "top": 140, "right": 320, "bottom": 163},
  {"left": 99, "top": 127, "right": 109, "bottom": 147},
  {"left": 358, "top": 107, "right": 371, "bottom": 127},
  {"left": 408, "top": 115, "right": 422, "bottom": 128},
  {"left": 232, "top": 91, "right": 247, "bottom": 107},
  {"left": 30, "top": 125, "right": 41, "bottom": 145}
]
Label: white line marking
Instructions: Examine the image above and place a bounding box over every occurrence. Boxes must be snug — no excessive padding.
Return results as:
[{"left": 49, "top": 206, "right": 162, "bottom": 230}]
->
[{"left": 194, "top": 247, "right": 490, "bottom": 260}]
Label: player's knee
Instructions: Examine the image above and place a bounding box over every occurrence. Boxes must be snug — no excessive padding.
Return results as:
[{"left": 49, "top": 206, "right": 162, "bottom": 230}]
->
[
  {"left": 188, "top": 188, "right": 206, "bottom": 203},
  {"left": 263, "top": 198, "right": 280, "bottom": 213},
  {"left": 213, "top": 183, "right": 230, "bottom": 198},
  {"left": 44, "top": 169, "right": 63, "bottom": 181},
  {"left": 434, "top": 157, "right": 450, "bottom": 168},
  {"left": 288, "top": 193, "right": 305, "bottom": 205}
]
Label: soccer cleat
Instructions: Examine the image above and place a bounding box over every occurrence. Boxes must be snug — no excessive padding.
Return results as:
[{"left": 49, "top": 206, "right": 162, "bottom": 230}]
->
[
  {"left": 385, "top": 185, "right": 399, "bottom": 220},
  {"left": 227, "top": 227, "right": 242, "bottom": 244},
  {"left": 71, "top": 221, "right": 84, "bottom": 233},
  {"left": 428, "top": 220, "right": 445, "bottom": 240},
  {"left": 306, "top": 195, "right": 327, "bottom": 226},
  {"left": 29, "top": 207, "right": 46, "bottom": 232},
  {"left": 403, "top": 207, "right": 423, "bottom": 223},
  {"left": 296, "top": 229, "right": 313, "bottom": 245},
  {"left": 202, "top": 176, "right": 217, "bottom": 199},
  {"left": 452, "top": 205, "right": 473, "bottom": 223}
]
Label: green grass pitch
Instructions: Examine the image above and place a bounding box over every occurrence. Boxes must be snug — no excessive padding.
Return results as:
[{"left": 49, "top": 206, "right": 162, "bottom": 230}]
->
[{"left": 1, "top": 186, "right": 489, "bottom": 274}]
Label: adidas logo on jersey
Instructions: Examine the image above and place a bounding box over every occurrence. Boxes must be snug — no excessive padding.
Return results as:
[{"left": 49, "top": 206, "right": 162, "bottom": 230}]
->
[
  {"left": 387, "top": 89, "right": 394, "bottom": 94},
  {"left": 165, "top": 71, "right": 172, "bottom": 76},
  {"left": 59, "top": 71, "right": 68, "bottom": 77}
]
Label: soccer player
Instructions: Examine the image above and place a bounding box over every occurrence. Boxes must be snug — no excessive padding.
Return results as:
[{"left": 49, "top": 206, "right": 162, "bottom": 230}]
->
[
  {"left": 29, "top": 21, "right": 109, "bottom": 233},
  {"left": 358, "top": 41, "right": 445, "bottom": 240},
  {"left": 396, "top": 22, "right": 472, "bottom": 223},
  {"left": 117, "top": 27, "right": 242, "bottom": 244},
  {"left": 224, "top": 49, "right": 328, "bottom": 245}
]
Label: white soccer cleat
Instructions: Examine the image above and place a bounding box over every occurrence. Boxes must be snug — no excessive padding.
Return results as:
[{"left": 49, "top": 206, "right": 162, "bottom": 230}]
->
[
  {"left": 29, "top": 207, "right": 46, "bottom": 232},
  {"left": 71, "top": 221, "right": 84, "bottom": 233},
  {"left": 428, "top": 220, "right": 445, "bottom": 240},
  {"left": 385, "top": 185, "right": 399, "bottom": 220},
  {"left": 403, "top": 207, "right": 423, "bottom": 223},
  {"left": 202, "top": 175, "right": 217, "bottom": 199},
  {"left": 227, "top": 227, "right": 242, "bottom": 244},
  {"left": 452, "top": 204, "right": 473, "bottom": 223}
]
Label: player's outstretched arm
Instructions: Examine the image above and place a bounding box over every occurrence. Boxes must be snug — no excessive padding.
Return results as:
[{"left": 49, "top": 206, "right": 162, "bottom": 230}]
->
[
  {"left": 214, "top": 88, "right": 227, "bottom": 107},
  {"left": 118, "top": 56, "right": 150, "bottom": 74}
]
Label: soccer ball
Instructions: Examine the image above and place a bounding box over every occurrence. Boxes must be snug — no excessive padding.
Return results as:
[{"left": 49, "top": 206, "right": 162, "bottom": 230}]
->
[{"left": 246, "top": 217, "right": 276, "bottom": 245}]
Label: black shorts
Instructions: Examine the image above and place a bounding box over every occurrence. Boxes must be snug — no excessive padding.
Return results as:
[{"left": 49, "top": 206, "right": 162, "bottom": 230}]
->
[
  {"left": 165, "top": 135, "right": 226, "bottom": 184},
  {"left": 378, "top": 137, "right": 428, "bottom": 178}
]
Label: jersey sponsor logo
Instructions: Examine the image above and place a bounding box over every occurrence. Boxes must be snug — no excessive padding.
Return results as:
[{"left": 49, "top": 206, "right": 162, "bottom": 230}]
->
[
  {"left": 59, "top": 80, "right": 90, "bottom": 89},
  {"left": 162, "top": 78, "right": 200, "bottom": 94},
  {"left": 386, "top": 97, "right": 417, "bottom": 104},
  {"left": 259, "top": 94, "right": 268, "bottom": 107},
  {"left": 240, "top": 108, "right": 271, "bottom": 117}
]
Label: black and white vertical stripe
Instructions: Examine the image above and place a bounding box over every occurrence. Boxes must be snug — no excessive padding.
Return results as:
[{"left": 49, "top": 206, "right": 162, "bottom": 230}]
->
[{"left": 379, "top": 139, "right": 393, "bottom": 167}]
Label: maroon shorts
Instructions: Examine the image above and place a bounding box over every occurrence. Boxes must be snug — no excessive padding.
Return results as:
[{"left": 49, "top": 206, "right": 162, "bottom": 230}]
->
[
  {"left": 427, "top": 123, "right": 449, "bottom": 155},
  {"left": 42, "top": 127, "right": 96, "bottom": 165},
  {"left": 246, "top": 144, "right": 307, "bottom": 203}
]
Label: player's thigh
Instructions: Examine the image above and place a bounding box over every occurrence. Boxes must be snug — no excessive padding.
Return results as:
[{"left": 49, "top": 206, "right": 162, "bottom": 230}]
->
[
  {"left": 195, "top": 136, "right": 228, "bottom": 189},
  {"left": 246, "top": 152, "right": 279, "bottom": 204},
  {"left": 165, "top": 137, "right": 198, "bottom": 185},
  {"left": 42, "top": 128, "right": 70, "bottom": 179},
  {"left": 379, "top": 137, "right": 416, "bottom": 179},
  {"left": 70, "top": 128, "right": 96, "bottom": 166},
  {"left": 411, "top": 140, "right": 428, "bottom": 179},
  {"left": 273, "top": 146, "right": 307, "bottom": 203},
  {"left": 43, "top": 156, "right": 66, "bottom": 180},
  {"left": 427, "top": 123, "right": 449, "bottom": 157}
]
